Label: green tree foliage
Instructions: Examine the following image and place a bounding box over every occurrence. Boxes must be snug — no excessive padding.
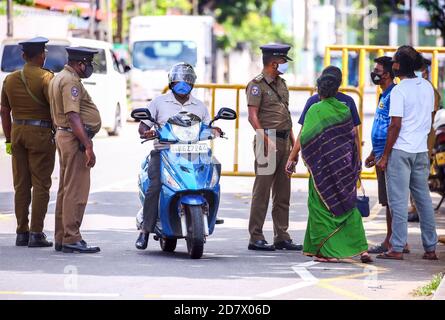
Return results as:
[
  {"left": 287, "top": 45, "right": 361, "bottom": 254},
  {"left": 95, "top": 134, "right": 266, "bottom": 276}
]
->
[{"left": 419, "top": 0, "right": 445, "bottom": 44}]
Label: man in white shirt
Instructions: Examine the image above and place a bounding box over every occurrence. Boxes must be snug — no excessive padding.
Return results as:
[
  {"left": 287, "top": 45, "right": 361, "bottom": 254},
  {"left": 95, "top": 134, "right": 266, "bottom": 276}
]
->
[
  {"left": 135, "top": 62, "right": 219, "bottom": 250},
  {"left": 376, "top": 46, "right": 438, "bottom": 261}
]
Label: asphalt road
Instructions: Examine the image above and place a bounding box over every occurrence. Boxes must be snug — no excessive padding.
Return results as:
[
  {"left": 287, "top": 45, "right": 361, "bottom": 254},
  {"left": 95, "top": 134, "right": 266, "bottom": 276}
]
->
[{"left": 1, "top": 119, "right": 445, "bottom": 300}]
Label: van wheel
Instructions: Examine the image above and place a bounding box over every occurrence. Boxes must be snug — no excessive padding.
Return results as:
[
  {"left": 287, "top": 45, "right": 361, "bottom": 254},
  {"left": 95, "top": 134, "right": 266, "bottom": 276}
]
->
[
  {"left": 107, "top": 104, "right": 121, "bottom": 136},
  {"left": 185, "top": 205, "right": 205, "bottom": 259},
  {"left": 160, "top": 237, "right": 177, "bottom": 252}
]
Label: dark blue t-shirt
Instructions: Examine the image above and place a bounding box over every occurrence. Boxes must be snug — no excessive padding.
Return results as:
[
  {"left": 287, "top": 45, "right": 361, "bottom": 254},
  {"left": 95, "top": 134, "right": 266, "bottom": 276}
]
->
[{"left": 298, "top": 92, "right": 361, "bottom": 126}]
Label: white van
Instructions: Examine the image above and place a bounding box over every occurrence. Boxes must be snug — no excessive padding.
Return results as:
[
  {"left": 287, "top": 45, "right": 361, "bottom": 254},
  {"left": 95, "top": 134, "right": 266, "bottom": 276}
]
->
[
  {"left": 129, "top": 16, "right": 214, "bottom": 107},
  {"left": 0, "top": 37, "right": 128, "bottom": 136}
]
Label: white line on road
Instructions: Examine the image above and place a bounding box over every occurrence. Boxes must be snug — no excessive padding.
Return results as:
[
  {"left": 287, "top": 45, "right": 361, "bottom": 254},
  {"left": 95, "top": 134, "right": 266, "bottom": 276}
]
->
[
  {"left": 0, "top": 291, "right": 120, "bottom": 298},
  {"left": 257, "top": 261, "right": 320, "bottom": 298}
]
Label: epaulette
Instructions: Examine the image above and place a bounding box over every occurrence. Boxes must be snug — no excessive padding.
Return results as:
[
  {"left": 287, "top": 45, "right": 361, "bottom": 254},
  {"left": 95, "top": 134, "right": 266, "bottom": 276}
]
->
[{"left": 252, "top": 74, "right": 264, "bottom": 83}]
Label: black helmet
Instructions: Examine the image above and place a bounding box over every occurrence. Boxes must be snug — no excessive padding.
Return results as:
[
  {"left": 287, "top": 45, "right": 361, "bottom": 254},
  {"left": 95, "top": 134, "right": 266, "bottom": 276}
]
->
[{"left": 168, "top": 62, "right": 197, "bottom": 86}]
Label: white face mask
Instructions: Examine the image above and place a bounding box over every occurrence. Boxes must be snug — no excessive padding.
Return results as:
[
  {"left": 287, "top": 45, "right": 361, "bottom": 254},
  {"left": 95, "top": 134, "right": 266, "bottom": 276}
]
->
[
  {"left": 277, "top": 62, "right": 289, "bottom": 74},
  {"left": 415, "top": 71, "right": 423, "bottom": 78}
]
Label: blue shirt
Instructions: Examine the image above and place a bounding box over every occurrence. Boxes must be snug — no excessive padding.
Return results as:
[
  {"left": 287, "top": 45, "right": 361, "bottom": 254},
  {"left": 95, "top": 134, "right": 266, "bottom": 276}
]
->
[
  {"left": 298, "top": 92, "right": 361, "bottom": 126},
  {"left": 371, "top": 84, "right": 395, "bottom": 159}
]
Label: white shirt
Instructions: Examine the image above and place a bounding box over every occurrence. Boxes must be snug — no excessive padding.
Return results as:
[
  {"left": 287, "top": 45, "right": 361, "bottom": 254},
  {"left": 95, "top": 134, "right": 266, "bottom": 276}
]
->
[
  {"left": 389, "top": 77, "right": 434, "bottom": 153},
  {"left": 142, "top": 91, "right": 210, "bottom": 149}
]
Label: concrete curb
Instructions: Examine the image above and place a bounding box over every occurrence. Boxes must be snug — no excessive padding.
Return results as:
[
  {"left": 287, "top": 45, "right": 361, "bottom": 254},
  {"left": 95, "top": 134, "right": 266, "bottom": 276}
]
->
[{"left": 432, "top": 274, "right": 445, "bottom": 300}]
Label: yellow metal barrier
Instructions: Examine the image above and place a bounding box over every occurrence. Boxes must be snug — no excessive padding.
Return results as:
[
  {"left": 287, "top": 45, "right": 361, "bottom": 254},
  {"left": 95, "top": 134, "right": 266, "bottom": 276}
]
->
[
  {"left": 162, "top": 84, "right": 366, "bottom": 179},
  {"left": 324, "top": 45, "right": 445, "bottom": 179}
]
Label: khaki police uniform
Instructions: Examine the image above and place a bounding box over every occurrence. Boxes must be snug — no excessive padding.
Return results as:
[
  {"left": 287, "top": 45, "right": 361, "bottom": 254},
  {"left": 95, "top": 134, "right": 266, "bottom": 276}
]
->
[
  {"left": 247, "top": 72, "right": 293, "bottom": 243},
  {"left": 49, "top": 65, "right": 101, "bottom": 245},
  {"left": 1, "top": 62, "right": 55, "bottom": 234}
]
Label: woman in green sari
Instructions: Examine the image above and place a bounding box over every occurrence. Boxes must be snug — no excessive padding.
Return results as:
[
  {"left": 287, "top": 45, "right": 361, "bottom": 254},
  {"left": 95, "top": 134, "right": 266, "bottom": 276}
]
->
[{"left": 296, "top": 74, "right": 372, "bottom": 263}]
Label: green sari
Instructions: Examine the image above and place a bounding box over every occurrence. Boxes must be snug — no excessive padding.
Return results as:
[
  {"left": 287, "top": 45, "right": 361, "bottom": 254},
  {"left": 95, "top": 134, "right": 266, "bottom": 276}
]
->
[{"left": 301, "top": 97, "right": 368, "bottom": 259}]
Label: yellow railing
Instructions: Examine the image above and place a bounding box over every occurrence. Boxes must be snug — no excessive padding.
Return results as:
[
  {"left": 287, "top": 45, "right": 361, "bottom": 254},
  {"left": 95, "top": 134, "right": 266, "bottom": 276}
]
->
[{"left": 163, "top": 84, "right": 368, "bottom": 178}]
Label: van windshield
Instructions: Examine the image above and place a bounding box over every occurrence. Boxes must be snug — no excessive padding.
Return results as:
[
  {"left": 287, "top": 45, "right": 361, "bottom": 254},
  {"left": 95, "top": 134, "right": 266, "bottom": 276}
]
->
[
  {"left": 132, "top": 41, "right": 197, "bottom": 71},
  {"left": 1, "top": 44, "right": 107, "bottom": 74}
]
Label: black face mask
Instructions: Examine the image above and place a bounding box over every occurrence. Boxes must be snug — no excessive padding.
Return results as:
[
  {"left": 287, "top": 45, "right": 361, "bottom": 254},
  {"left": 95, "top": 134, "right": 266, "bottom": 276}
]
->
[
  {"left": 370, "top": 72, "right": 383, "bottom": 85},
  {"left": 80, "top": 62, "right": 94, "bottom": 78}
]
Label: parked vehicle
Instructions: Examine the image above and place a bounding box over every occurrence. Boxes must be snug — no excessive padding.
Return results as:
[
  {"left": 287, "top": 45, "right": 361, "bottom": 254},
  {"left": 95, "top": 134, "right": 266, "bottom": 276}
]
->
[
  {"left": 0, "top": 37, "right": 128, "bottom": 136},
  {"left": 128, "top": 15, "right": 214, "bottom": 107},
  {"left": 131, "top": 107, "right": 237, "bottom": 259},
  {"left": 429, "top": 108, "right": 445, "bottom": 209}
]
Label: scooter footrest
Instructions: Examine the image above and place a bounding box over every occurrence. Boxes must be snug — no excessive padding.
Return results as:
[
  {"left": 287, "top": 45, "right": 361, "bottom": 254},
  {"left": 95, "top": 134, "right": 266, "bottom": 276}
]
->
[{"left": 215, "top": 218, "right": 224, "bottom": 225}]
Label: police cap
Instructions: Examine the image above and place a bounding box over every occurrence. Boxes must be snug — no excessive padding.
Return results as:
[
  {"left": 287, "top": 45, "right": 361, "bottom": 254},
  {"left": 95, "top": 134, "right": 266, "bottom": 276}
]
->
[
  {"left": 66, "top": 47, "right": 99, "bottom": 62},
  {"left": 260, "top": 43, "right": 293, "bottom": 61},
  {"left": 18, "top": 36, "right": 48, "bottom": 57}
]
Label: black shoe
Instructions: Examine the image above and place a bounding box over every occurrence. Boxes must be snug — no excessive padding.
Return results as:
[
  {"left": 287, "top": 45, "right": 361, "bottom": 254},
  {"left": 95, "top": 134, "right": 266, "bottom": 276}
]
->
[
  {"left": 248, "top": 240, "right": 275, "bottom": 251},
  {"left": 28, "top": 232, "right": 53, "bottom": 247},
  {"left": 135, "top": 232, "right": 149, "bottom": 250},
  {"left": 16, "top": 232, "right": 30, "bottom": 246},
  {"left": 408, "top": 212, "right": 419, "bottom": 222},
  {"left": 55, "top": 243, "right": 63, "bottom": 252},
  {"left": 62, "top": 241, "right": 100, "bottom": 253},
  {"left": 274, "top": 240, "right": 303, "bottom": 251}
]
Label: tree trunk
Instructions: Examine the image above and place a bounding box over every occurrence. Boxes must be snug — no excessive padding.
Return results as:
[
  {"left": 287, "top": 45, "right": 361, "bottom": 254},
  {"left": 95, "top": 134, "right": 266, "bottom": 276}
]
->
[{"left": 116, "top": 0, "right": 124, "bottom": 43}]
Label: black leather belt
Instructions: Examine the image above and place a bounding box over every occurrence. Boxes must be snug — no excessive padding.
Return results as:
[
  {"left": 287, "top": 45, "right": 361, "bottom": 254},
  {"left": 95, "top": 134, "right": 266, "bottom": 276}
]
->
[
  {"left": 14, "top": 119, "right": 52, "bottom": 128},
  {"left": 264, "top": 129, "right": 290, "bottom": 139}
]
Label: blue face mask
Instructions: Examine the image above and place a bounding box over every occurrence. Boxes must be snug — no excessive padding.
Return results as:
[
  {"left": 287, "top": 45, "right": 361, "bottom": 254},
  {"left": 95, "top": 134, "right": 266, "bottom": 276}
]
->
[{"left": 172, "top": 81, "right": 192, "bottom": 95}]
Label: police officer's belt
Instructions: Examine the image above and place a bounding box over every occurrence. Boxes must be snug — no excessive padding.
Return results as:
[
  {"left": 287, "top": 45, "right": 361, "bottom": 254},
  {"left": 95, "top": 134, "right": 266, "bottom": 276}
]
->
[
  {"left": 14, "top": 119, "right": 52, "bottom": 128},
  {"left": 57, "top": 126, "right": 94, "bottom": 136},
  {"left": 264, "top": 129, "right": 290, "bottom": 139}
]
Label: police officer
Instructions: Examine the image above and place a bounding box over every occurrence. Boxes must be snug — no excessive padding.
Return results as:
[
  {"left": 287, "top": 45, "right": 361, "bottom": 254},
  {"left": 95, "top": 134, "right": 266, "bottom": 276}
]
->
[
  {"left": 246, "top": 44, "right": 302, "bottom": 251},
  {"left": 1, "top": 37, "right": 55, "bottom": 247},
  {"left": 48, "top": 47, "right": 101, "bottom": 253}
]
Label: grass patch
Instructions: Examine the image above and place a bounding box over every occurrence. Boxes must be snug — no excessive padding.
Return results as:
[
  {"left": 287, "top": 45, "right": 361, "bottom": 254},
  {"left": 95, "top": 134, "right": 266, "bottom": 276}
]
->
[{"left": 412, "top": 273, "right": 444, "bottom": 297}]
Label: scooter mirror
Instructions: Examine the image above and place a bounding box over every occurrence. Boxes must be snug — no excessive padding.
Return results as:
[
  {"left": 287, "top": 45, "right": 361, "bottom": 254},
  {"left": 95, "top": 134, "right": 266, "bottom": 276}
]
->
[
  {"left": 131, "top": 108, "right": 153, "bottom": 121},
  {"left": 217, "top": 108, "right": 237, "bottom": 120}
]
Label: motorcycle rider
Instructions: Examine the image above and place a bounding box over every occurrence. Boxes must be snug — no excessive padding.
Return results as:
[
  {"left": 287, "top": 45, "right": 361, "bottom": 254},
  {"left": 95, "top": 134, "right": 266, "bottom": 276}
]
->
[{"left": 135, "top": 62, "right": 221, "bottom": 249}]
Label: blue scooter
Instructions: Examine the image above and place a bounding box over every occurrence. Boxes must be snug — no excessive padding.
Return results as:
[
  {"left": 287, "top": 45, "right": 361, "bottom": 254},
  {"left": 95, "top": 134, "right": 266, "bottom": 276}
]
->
[{"left": 131, "top": 107, "right": 237, "bottom": 259}]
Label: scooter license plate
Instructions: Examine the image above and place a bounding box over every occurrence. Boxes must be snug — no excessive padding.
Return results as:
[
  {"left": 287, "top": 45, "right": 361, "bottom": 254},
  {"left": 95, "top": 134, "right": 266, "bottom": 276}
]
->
[
  {"left": 436, "top": 152, "right": 445, "bottom": 166},
  {"left": 170, "top": 144, "right": 209, "bottom": 154}
]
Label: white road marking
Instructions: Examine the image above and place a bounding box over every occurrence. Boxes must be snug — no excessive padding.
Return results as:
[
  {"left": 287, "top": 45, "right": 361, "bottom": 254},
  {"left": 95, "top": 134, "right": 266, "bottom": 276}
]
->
[
  {"left": 257, "top": 261, "right": 320, "bottom": 298},
  {"left": 0, "top": 291, "right": 120, "bottom": 298},
  {"left": 154, "top": 294, "right": 253, "bottom": 300}
]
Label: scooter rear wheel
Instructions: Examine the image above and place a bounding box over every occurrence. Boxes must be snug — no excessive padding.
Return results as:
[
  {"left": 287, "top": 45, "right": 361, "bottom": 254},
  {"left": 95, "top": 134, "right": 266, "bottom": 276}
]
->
[
  {"left": 185, "top": 205, "right": 205, "bottom": 259},
  {"left": 160, "top": 237, "right": 177, "bottom": 252}
]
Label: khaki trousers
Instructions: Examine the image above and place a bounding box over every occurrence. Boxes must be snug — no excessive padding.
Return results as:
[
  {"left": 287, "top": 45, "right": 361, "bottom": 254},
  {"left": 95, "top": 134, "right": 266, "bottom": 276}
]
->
[
  {"left": 248, "top": 136, "right": 291, "bottom": 243},
  {"left": 54, "top": 130, "right": 91, "bottom": 244},
  {"left": 11, "top": 124, "right": 55, "bottom": 233}
]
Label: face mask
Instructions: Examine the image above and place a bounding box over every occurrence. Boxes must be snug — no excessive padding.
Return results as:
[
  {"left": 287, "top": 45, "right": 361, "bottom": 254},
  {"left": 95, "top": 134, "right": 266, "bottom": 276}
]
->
[
  {"left": 277, "top": 62, "right": 289, "bottom": 74},
  {"left": 172, "top": 81, "right": 192, "bottom": 95},
  {"left": 80, "top": 62, "right": 94, "bottom": 78},
  {"left": 415, "top": 71, "right": 423, "bottom": 78},
  {"left": 370, "top": 72, "right": 383, "bottom": 85}
]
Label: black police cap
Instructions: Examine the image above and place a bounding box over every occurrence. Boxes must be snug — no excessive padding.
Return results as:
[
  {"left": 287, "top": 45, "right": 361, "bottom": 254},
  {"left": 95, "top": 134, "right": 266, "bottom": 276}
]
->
[
  {"left": 260, "top": 43, "right": 293, "bottom": 61},
  {"left": 66, "top": 47, "right": 99, "bottom": 62},
  {"left": 18, "top": 36, "right": 48, "bottom": 56}
]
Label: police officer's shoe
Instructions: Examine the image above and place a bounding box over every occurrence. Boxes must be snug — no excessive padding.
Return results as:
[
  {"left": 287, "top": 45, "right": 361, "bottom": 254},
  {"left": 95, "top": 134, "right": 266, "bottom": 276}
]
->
[
  {"left": 135, "top": 232, "right": 149, "bottom": 250},
  {"left": 28, "top": 232, "right": 53, "bottom": 247},
  {"left": 274, "top": 240, "right": 303, "bottom": 251},
  {"left": 248, "top": 240, "right": 275, "bottom": 251},
  {"left": 62, "top": 241, "right": 100, "bottom": 253},
  {"left": 16, "top": 232, "right": 30, "bottom": 246},
  {"left": 55, "top": 243, "right": 63, "bottom": 252}
]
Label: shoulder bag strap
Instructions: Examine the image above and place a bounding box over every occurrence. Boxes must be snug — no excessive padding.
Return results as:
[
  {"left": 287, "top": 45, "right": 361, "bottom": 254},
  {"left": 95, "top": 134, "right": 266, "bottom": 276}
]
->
[{"left": 20, "top": 69, "right": 48, "bottom": 107}]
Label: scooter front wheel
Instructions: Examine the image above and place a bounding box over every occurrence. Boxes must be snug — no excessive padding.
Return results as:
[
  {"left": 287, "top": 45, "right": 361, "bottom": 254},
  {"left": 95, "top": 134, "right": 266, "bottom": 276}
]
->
[
  {"left": 160, "top": 237, "right": 177, "bottom": 252},
  {"left": 185, "top": 205, "right": 205, "bottom": 259}
]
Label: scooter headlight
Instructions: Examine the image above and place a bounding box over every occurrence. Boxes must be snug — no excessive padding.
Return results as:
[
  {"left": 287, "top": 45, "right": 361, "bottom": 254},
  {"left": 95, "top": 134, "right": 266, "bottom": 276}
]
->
[
  {"left": 163, "top": 167, "right": 181, "bottom": 190},
  {"left": 171, "top": 123, "right": 200, "bottom": 143},
  {"left": 209, "top": 168, "right": 220, "bottom": 188}
]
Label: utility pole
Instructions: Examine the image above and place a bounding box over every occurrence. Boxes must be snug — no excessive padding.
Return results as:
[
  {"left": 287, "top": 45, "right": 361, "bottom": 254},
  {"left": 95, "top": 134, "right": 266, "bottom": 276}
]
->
[
  {"left": 409, "top": 0, "right": 418, "bottom": 46},
  {"left": 116, "top": 0, "right": 124, "bottom": 43},
  {"left": 192, "top": 0, "right": 199, "bottom": 15},
  {"left": 7, "top": 0, "right": 13, "bottom": 37},
  {"left": 89, "top": 0, "right": 97, "bottom": 39}
]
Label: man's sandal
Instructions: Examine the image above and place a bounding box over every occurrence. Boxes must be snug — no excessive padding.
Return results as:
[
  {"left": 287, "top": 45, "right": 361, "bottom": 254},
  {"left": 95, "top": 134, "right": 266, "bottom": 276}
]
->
[{"left": 376, "top": 252, "right": 404, "bottom": 260}]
